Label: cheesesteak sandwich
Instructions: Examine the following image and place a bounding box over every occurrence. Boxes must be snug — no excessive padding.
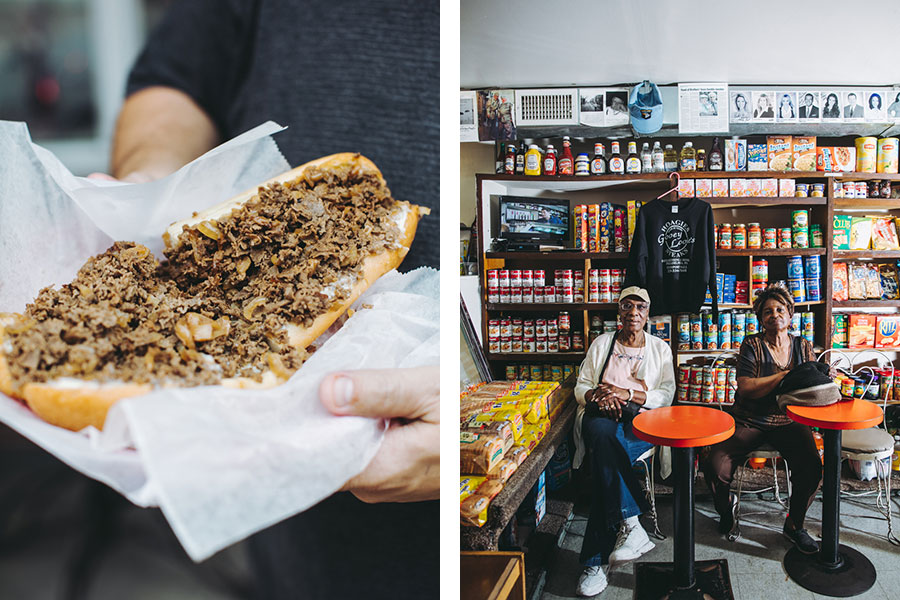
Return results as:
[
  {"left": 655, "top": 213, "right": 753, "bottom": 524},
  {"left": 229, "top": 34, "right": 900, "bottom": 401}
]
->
[{"left": 0, "top": 153, "right": 426, "bottom": 431}]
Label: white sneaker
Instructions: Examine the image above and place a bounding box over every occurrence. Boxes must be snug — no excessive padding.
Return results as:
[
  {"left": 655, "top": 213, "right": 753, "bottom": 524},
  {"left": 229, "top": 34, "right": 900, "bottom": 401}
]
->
[
  {"left": 576, "top": 565, "right": 608, "bottom": 597},
  {"left": 608, "top": 517, "right": 655, "bottom": 566}
]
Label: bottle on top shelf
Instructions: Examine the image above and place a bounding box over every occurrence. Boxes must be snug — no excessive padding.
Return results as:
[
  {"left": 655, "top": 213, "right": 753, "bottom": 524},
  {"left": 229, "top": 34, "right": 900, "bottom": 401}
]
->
[
  {"left": 495, "top": 142, "right": 505, "bottom": 174},
  {"left": 609, "top": 141, "right": 625, "bottom": 174},
  {"left": 640, "top": 142, "right": 652, "bottom": 173},
  {"left": 515, "top": 145, "right": 525, "bottom": 174},
  {"left": 504, "top": 144, "right": 516, "bottom": 175},
  {"left": 558, "top": 136, "right": 574, "bottom": 175},
  {"left": 524, "top": 144, "right": 542, "bottom": 176},
  {"left": 696, "top": 148, "right": 706, "bottom": 170},
  {"left": 709, "top": 137, "right": 723, "bottom": 171},
  {"left": 651, "top": 141, "right": 664, "bottom": 173},
  {"left": 543, "top": 144, "right": 557, "bottom": 176},
  {"left": 626, "top": 141, "right": 641, "bottom": 174},
  {"left": 680, "top": 141, "right": 696, "bottom": 171},
  {"left": 590, "top": 143, "right": 607, "bottom": 175},
  {"left": 664, "top": 144, "right": 678, "bottom": 172}
]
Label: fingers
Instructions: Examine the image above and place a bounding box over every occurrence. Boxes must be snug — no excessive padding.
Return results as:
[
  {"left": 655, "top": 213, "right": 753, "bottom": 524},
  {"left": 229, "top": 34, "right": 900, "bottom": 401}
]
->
[
  {"left": 86, "top": 172, "right": 118, "bottom": 181},
  {"left": 319, "top": 365, "right": 438, "bottom": 421}
]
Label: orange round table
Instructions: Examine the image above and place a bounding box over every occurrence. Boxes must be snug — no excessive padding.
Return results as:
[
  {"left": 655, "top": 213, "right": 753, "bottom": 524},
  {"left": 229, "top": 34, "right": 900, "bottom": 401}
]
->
[
  {"left": 632, "top": 406, "right": 735, "bottom": 598},
  {"left": 783, "top": 399, "right": 883, "bottom": 597}
]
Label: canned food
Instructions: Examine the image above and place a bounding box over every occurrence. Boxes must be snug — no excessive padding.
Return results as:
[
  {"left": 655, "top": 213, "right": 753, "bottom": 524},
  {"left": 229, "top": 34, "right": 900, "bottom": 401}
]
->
[
  {"left": 524, "top": 320, "right": 535, "bottom": 337},
  {"left": 702, "top": 386, "right": 714, "bottom": 403},
  {"left": 559, "top": 269, "right": 573, "bottom": 287},
  {"left": 715, "top": 367, "right": 728, "bottom": 387},
  {"left": 833, "top": 181, "right": 844, "bottom": 198},
  {"left": 810, "top": 183, "right": 825, "bottom": 198},
  {"left": 810, "top": 225, "right": 823, "bottom": 248},
  {"left": 547, "top": 338, "right": 559, "bottom": 353},
  {"left": 510, "top": 269, "right": 522, "bottom": 288},
  {"left": 806, "top": 277, "right": 821, "bottom": 302},
  {"left": 501, "top": 339, "right": 512, "bottom": 353},
  {"left": 779, "top": 228, "right": 792, "bottom": 248},
  {"left": 530, "top": 365, "right": 543, "bottom": 380},
  {"left": 489, "top": 340, "right": 500, "bottom": 353},
  {"left": 487, "top": 270, "right": 499, "bottom": 289},
  {"left": 561, "top": 285, "right": 574, "bottom": 303},
  {"left": 498, "top": 269, "right": 510, "bottom": 287},
  {"left": 488, "top": 319, "right": 500, "bottom": 339},
  {"left": 533, "top": 287, "right": 544, "bottom": 303},
  {"left": 558, "top": 312, "right": 571, "bottom": 333},
  {"left": 534, "top": 269, "right": 546, "bottom": 287},
  {"left": 500, "top": 318, "right": 512, "bottom": 338},
  {"left": 752, "top": 259, "right": 769, "bottom": 283},
  {"left": 748, "top": 223, "right": 761, "bottom": 249},
  {"left": 521, "top": 269, "right": 533, "bottom": 288},
  {"left": 677, "top": 314, "right": 691, "bottom": 350},
  {"left": 763, "top": 228, "right": 777, "bottom": 249},
  {"left": 535, "top": 319, "right": 547, "bottom": 337},
  {"left": 559, "top": 335, "right": 570, "bottom": 351},
  {"left": 678, "top": 365, "right": 692, "bottom": 385},
  {"left": 536, "top": 338, "right": 548, "bottom": 353},
  {"left": 505, "top": 365, "right": 517, "bottom": 380},
  {"left": 488, "top": 289, "right": 500, "bottom": 303},
  {"left": 603, "top": 320, "right": 617, "bottom": 333},
  {"left": 524, "top": 337, "right": 535, "bottom": 353},
  {"left": 551, "top": 365, "right": 563, "bottom": 381},
  {"left": 522, "top": 287, "right": 534, "bottom": 303},
  {"left": 746, "top": 313, "right": 759, "bottom": 335},
  {"left": 512, "top": 319, "right": 523, "bottom": 337},
  {"left": 715, "top": 386, "right": 726, "bottom": 403},
  {"left": 677, "top": 386, "right": 689, "bottom": 402},
  {"left": 795, "top": 183, "right": 809, "bottom": 197},
  {"left": 573, "top": 333, "right": 584, "bottom": 351},
  {"left": 856, "top": 181, "right": 868, "bottom": 198},
  {"left": 787, "top": 255, "right": 804, "bottom": 279},
  {"left": 511, "top": 288, "right": 522, "bottom": 303},
  {"left": 547, "top": 319, "right": 558, "bottom": 337},
  {"left": 878, "top": 138, "right": 899, "bottom": 173},
  {"left": 869, "top": 180, "right": 881, "bottom": 198},
  {"left": 689, "top": 385, "right": 701, "bottom": 403},
  {"left": 856, "top": 137, "right": 878, "bottom": 173},
  {"left": 881, "top": 180, "right": 892, "bottom": 198},
  {"left": 793, "top": 228, "right": 809, "bottom": 248},
  {"left": 690, "top": 366, "right": 704, "bottom": 386},
  {"left": 792, "top": 210, "right": 809, "bottom": 229}
]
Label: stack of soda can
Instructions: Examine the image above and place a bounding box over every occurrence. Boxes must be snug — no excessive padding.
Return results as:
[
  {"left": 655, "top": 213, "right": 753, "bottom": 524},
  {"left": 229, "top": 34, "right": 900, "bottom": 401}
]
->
[
  {"left": 587, "top": 268, "right": 625, "bottom": 303},
  {"left": 676, "top": 311, "right": 758, "bottom": 351},
  {"left": 786, "top": 255, "right": 821, "bottom": 303},
  {"left": 505, "top": 363, "right": 577, "bottom": 382},
  {"left": 487, "top": 312, "right": 584, "bottom": 354},
  {"left": 676, "top": 364, "right": 738, "bottom": 404}
]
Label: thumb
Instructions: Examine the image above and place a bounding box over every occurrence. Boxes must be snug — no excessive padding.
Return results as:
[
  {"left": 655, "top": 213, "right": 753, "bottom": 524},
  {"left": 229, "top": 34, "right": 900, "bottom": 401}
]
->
[{"left": 319, "top": 366, "right": 438, "bottom": 420}]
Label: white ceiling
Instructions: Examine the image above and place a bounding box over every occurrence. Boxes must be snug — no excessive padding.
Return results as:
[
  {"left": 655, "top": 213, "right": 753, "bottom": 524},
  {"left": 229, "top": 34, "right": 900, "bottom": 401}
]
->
[{"left": 461, "top": 0, "right": 900, "bottom": 89}]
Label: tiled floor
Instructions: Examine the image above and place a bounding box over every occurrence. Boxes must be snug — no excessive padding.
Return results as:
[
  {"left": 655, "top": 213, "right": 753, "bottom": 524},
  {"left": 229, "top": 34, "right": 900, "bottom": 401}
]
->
[{"left": 541, "top": 490, "right": 900, "bottom": 600}]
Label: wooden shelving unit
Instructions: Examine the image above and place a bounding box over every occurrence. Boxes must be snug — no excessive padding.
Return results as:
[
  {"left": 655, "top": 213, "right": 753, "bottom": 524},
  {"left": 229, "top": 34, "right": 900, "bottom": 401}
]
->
[{"left": 475, "top": 169, "right": 900, "bottom": 380}]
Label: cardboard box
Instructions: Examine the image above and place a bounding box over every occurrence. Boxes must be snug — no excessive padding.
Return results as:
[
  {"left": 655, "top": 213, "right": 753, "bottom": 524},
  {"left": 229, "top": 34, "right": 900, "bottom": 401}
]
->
[
  {"left": 745, "top": 179, "right": 761, "bottom": 197},
  {"left": 729, "top": 178, "right": 747, "bottom": 197},
  {"left": 849, "top": 314, "right": 876, "bottom": 349},
  {"left": 767, "top": 136, "right": 793, "bottom": 171},
  {"left": 748, "top": 144, "right": 768, "bottom": 171},
  {"left": 695, "top": 179, "right": 712, "bottom": 198},
  {"left": 677, "top": 178, "right": 695, "bottom": 198},
  {"left": 792, "top": 136, "right": 817, "bottom": 171},
  {"left": 817, "top": 146, "right": 834, "bottom": 172},
  {"left": 779, "top": 178, "right": 796, "bottom": 197},
  {"left": 875, "top": 315, "right": 900, "bottom": 348},
  {"left": 725, "top": 138, "right": 747, "bottom": 171},
  {"left": 833, "top": 214, "right": 851, "bottom": 250},
  {"left": 833, "top": 147, "right": 856, "bottom": 172},
  {"left": 712, "top": 179, "right": 729, "bottom": 197},
  {"left": 761, "top": 178, "right": 778, "bottom": 197}
]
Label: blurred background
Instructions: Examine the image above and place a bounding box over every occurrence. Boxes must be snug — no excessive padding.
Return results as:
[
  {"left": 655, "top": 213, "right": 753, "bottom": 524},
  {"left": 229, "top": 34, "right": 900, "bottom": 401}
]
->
[{"left": 0, "top": 0, "right": 171, "bottom": 174}]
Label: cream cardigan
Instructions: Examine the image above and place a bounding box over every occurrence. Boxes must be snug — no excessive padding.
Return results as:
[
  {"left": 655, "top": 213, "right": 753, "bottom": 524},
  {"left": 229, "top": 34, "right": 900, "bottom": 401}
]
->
[{"left": 573, "top": 332, "right": 676, "bottom": 476}]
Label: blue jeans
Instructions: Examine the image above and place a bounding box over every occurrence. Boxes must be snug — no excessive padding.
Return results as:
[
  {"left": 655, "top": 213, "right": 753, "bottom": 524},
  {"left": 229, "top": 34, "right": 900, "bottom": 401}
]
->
[{"left": 580, "top": 415, "right": 653, "bottom": 566}]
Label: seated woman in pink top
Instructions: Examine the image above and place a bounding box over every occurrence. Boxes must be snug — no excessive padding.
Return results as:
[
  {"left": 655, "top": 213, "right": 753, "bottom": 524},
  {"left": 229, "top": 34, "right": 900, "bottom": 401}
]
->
[{"left": 572, "top": 287, "right": 676, "bottom": 597}]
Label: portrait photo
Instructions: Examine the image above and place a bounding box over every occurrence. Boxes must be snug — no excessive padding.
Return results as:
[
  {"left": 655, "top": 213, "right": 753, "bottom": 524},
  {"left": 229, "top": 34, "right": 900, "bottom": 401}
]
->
[
  {"left": 842, "top": 90, "right": 864, "bottom": 120},
  {"left": 605, "top": 90, "right": 629, "bottom": 125},
  {"left": 730, "top": 91, "right": 751, "bottom": 122},
  {"left": 775, "top": 91, "right": 798, "bottom": 122},
  {"left": 751, "top": 90, "right": 775, "bottom": 122},
  {"left": 866, "top": 91, "right": 886, "bottom": 121},
  {"left": 822, "top": 91, "right": 841, "bottom": 119},
  {"left": 798, "top": 92, "right": 820, "bottom": 120}
]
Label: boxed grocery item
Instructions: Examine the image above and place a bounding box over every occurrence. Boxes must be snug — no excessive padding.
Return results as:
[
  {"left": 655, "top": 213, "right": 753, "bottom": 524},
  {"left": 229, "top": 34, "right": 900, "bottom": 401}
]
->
[
  {"left": 779, "top": 178, "right": 796, "bottom": 197},
  {"left": 849, "top": 314, "right": 876, "bottom": 348},
  {"left": 695, "top": 179, "right": 712, "bottom": 198},
  {"left": 832, "top": 314, "right": 849, "bottom": 348},
  {"left": 850, "top": 217, "right": 873, "bottom": 250},
  {"left": 833, "top": 263, "right": 849, "bottom": 301},
  {"left": 792, "top": 136, "right": 817, "bottom": 171},
  {"left": 833, "top": 215, "right": 851, "bottom": 249},
  {"left": 871, "top": 216, "right": 900, "bottom": 250},
  {"left": 866, "top": 264, "right": 883, "bottom": 298},
  {"left": 761, "top": 178, "right": 778, "bottom": 197},
  {"left": 678, "top": 178, "right": 695, "bottom": 198},
  {"left": 627, "top": 200, "right": 640, "bottom": 246},
  {"left": 745, "top": 179, "right": 761, "bottom": 197},
  {"left": 875, "top": 315, "right": 900, "bottom": 348},
  {"left": 767, "top": 136, "right": 793, "bottom": 171},
  {"left": 848, "top": 263, "right": 869, "bottom": 300},
  {"left": 880, "top": 264, "right": 900, "bottom": 299},
  {"left": 832, "top": 146, "right": 856, "bottom": 172},
  {"left": 817, "top": 147, "right": 834, "bottom": 172},
  {"left": 748, "top": 144, "right": 768, "bottom": 171},
  {"left": 712, "top": 179, "right": 729, "bottom": 197},
  {"left": 729, "top": 178, "right": 747, "bottom": 197},
  {"left": 725, "top": 138, "right": 747, "bottom": 171}
]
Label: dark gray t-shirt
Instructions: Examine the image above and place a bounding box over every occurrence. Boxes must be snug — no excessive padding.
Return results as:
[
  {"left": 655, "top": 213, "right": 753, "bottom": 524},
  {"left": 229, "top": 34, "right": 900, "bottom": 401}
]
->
[{"left": 126, "top": 2, "right": 438, "bottom": 598}]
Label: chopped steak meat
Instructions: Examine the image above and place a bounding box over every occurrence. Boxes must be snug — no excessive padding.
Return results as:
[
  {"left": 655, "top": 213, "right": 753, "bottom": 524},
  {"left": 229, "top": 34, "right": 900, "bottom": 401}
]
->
[{"left": 3, "top": 164, "right": 404, "bottom": 391}]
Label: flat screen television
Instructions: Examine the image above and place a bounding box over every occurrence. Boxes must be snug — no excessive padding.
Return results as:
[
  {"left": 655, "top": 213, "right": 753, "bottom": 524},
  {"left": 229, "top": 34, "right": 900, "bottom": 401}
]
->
[{"left": 498, "top": 196, "right": 570, "bottom": 246}]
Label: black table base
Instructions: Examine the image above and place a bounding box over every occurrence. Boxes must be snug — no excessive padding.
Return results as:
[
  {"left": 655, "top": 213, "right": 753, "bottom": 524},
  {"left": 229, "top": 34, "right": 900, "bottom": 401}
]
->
[
  {"left": 784, "top": 545, "right": 876, "bottom": 597},
  {"left": 634, "top": 559, "right": 735, "bottom": 600},
  {"left": 784, "top": 428, "right": 877, "bottom": 597}
]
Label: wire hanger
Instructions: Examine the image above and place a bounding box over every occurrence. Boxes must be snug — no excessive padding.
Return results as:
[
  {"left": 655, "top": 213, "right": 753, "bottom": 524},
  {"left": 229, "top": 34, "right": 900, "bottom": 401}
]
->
[{"left": 656, "top": 172, "right": 680, "bottom": 201}]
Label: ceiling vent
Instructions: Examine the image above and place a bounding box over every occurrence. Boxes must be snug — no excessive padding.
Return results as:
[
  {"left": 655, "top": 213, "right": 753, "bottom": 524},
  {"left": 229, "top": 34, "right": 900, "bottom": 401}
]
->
[{"left": 515, "top": 88, "right": 579, "bottom": 126}]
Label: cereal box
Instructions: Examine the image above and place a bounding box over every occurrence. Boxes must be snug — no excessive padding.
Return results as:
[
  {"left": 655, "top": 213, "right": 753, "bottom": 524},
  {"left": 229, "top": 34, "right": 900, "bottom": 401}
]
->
[
  {"left": 779, "top": 178, "right": 796, "bottom": 197},
  {"left": 677, "top": 178, "right": 695, "bottom": 198},
  {"left": 792, "top": 136, "right": 817, "bottom": 171},
  {"left": 627, "top": 200, "right": 640, "bottom": 246},
  {"left": 832, "top": 146, "right": 856, "bottom": 172},
  {"left": 849, "top": 314, "right": 876, "bottom": 349},
  {"left": 761, "top": 178, "right": 778, "bottom": 197},
  {"left": 816, "top": 147, "right": 834, "bottom": 172},
  {"left": 745, "top": 178, "right": 761, "bottom": 197},
  {"left": 875, "top": 316, "right": 900, "bottom": 349},
  {"left": 729, "top": 178, "right": 747, "bottom": 197},
  {"left": 748, "top": 144, "right": 768, "bottom": 171},
  {"left": 767, "top": 136, "right": 793, "bottom": 171},
  {"left": 850, "top": 216, "right": 873, "bottom": 250},
  {"left": 712, "top": 179, "right": 729, "bottom": 197},
  {"left": 695, "top": 179, "right": 712, "bottom": 198},
  {"left": 833, "top": 214, "right": 851, "bottom": 249}
]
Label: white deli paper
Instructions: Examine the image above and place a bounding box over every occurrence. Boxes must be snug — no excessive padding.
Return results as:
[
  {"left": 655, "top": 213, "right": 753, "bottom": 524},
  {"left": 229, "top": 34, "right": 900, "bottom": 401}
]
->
[{"left": 0, "top": 121, "right": 439, "bottom": 561}]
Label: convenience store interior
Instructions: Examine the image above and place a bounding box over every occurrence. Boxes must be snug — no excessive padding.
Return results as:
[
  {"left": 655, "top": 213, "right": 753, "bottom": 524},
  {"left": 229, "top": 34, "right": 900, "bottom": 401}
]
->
[{"left": 460, "top": 1, "right": 900, "bottom": 599}]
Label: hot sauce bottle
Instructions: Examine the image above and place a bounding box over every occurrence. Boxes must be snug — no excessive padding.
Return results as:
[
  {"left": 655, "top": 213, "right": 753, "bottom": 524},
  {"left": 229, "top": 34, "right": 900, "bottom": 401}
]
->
[{"left": 558, "top": 136, "right": 575, "bottom": 175}]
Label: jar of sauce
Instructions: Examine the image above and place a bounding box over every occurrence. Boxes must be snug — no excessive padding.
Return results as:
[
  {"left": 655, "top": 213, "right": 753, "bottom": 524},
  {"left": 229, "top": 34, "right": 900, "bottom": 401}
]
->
[
  {"left": 719, "top": 223, "right": 732, "bottom": 249},
  {"left": 733, "top": 224, "right": 747, "bottom": 250},
  {"left": 763, "top": 228, "right": 777, "bottom": 249},
  {"left": 748, "top": 223, "right": 761, "bottom": 249}
]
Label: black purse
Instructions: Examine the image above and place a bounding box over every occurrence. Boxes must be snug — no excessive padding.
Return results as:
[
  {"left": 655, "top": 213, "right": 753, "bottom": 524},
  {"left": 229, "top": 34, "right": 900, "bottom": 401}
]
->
[{"left": 584, "top": 331, "right": 641, "bottom": 421}]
